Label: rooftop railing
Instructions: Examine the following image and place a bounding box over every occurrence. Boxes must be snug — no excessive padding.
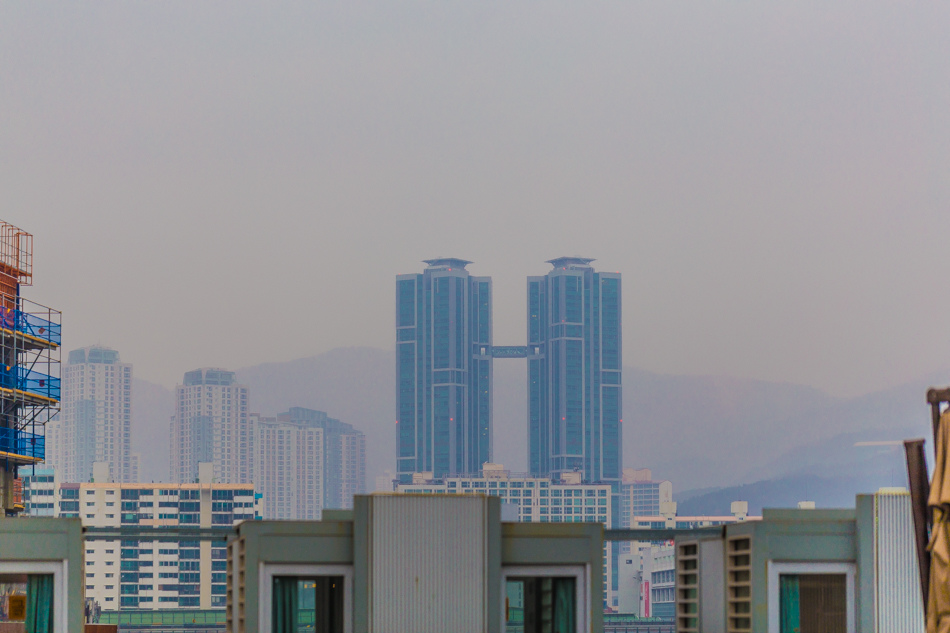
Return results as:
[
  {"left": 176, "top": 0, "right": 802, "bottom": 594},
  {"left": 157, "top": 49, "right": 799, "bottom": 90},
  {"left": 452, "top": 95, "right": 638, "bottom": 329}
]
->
[
  {"left": 0, "top": 366, "right": 60, "bottom": 401},
  {"left": 0, "top": 299, "right": 62, "bottom": 346}
]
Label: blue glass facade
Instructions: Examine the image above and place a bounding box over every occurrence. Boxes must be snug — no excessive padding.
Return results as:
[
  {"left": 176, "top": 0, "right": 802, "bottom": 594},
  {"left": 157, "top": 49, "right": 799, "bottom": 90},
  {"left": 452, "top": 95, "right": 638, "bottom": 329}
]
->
[
  {"left": 396, "top": 259, "right": 492, "bottom": 483},
  {"left": 527, "top": 258, "right": 622, "bottom": 516}
]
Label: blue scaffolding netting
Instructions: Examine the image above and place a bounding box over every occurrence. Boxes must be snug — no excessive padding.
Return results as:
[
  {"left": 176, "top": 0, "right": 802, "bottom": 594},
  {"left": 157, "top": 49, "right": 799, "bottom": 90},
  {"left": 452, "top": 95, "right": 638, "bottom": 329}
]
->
[{"left": 0, "top": 426, "right": 44, "bottom": 460}]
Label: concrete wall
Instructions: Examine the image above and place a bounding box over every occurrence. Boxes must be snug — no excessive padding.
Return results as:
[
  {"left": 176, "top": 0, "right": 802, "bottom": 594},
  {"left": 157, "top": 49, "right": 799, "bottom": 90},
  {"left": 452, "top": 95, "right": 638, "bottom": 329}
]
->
[
  {"left": 230, "top": 519, "right": 354, "bottom": 633},
  {"left": 229, "top": 495, "right": 604, "bottom": 633},
  {"left": 0, "top": 518, "right": 84, "bottom": 633},
  {"left": 501, "top": 521, "right": 604, "bottom": 633}
]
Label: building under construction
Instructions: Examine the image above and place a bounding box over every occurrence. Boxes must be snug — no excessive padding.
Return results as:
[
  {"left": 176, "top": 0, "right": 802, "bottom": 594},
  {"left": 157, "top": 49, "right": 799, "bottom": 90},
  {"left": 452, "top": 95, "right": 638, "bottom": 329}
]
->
[{"left": 0, "top": 221, "right": 60, "bottom": 515}]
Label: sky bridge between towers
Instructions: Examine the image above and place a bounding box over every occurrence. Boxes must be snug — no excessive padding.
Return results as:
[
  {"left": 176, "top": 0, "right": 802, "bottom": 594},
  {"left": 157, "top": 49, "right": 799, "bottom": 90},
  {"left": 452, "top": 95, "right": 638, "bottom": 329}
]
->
[{"left": 489, "top": 345, "right": 528, "bottom": 358}]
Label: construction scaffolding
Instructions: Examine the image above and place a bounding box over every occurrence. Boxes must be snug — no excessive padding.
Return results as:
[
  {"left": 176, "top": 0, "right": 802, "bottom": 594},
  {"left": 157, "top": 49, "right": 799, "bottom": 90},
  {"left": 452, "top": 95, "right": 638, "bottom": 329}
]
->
[{"left": 0, "top": 221, "right": 60, "bottom": 515}]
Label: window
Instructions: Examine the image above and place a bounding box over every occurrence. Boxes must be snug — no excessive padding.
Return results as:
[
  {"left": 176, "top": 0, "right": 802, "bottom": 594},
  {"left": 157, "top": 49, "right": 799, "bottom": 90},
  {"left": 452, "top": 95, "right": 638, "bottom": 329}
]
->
[
  {"left": 767, "top": 562, "right": 855, "bottom": 633},
  {"left": 262, "top": 565, "right": 351, "bottom": 633},
  {"left": 778, "top": 574, "right": 846, "bottom": 631},
  {"left": 272, "top": 577, "right": 344, "bottom": 633},
  {"left": 505, "top": 575, "right": 579, "bottom": 633}
]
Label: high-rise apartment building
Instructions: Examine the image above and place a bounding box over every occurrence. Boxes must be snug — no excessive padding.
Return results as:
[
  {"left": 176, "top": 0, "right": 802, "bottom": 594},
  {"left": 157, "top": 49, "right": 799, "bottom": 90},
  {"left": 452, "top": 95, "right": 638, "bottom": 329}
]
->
[
  {"left": 251, "top": 408, "right": 366, "bottom": 519},
  {"left": 527, "top": 257, "right": 622, "bottom": 507},
  {"left": 395, "top": 258, "right": 492, "bottom": 483},
  {"left": 339, "top": 426, "right": 366, "bottom": 505},
  {"left": 169, "top": 368, "right": 249, "bottom": 484},
  {"left": 252, "top": 413, "right": 323, "bottom": 520},
  {"left": 280, "top": 407, "right": 365, "bottom": 508},
  {"left": 48, "top": 346, "right": 132, "bottom": 484}
]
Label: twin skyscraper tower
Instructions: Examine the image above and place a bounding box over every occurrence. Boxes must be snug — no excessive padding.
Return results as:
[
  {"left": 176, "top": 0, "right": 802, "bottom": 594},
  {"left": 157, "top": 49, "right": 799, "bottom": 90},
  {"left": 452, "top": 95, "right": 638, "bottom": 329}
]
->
[{"left": 395, "top": 256, "right": 623, "bottom": 500}]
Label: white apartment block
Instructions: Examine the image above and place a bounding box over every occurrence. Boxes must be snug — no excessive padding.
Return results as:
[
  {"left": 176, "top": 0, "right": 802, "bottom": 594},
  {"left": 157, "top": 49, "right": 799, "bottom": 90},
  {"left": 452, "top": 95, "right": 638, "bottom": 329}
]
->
[
  {"left": 252, "top": 414, "right": 324, "bottom": 520},
  {"left": 396, "top": 464, "right": 612, "bottom": 524},
  {"left": 250, "top": 408, "right": 366, "bottom": 520},
  {"left": 47, "top": 346, "right": 133, "bottom": 483},
  {"left": 21, "top": 466, "right": 57, "bottom": 516},
  {"left": 170, "top": 368, "right": 249, "bottom": 484},
  {"left": 339, "top": 431, "right": 366, "bottom": 507},
  {"left": 21, "top": 465, "right": 259, "bottom": 612}
]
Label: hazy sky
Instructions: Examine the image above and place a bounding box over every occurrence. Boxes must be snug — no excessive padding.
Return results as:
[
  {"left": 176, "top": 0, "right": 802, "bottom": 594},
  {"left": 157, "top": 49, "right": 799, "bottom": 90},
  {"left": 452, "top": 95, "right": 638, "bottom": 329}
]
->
[{"left": 3, "top": 2, "right": 950, "bottom": 397}]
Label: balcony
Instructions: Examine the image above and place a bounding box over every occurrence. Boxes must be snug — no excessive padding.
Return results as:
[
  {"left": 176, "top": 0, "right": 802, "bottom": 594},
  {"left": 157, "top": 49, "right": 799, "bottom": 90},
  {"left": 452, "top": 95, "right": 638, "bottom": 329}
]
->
[{"left": 0, "top": 426, "right": 44, "bottom": 462}]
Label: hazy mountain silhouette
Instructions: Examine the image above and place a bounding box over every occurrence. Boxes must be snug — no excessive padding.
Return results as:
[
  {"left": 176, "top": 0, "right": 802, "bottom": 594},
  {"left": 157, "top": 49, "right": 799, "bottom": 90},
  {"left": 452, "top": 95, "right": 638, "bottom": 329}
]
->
[
  {"left": 676, "top": 475, "right": 870, "bottom": 516},
  {"left": 677, "top": 428, "right": 919, "bottom": 514},
  {"left": 129, "top": 347, "right": 944, "bottom": 497},
  {"left": 237, "top": 347, "right": 396, "bottom": 485}
]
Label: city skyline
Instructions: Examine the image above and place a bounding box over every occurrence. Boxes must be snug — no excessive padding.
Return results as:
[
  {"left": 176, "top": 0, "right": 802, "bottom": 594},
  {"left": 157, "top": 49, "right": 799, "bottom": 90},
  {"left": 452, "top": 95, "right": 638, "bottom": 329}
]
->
[
  {"left": 2, "top": 3, "right": 940, "bottom": 626},
  {"left": 396, "top": 256, "right": 623, "bottom": 494},
  {"left": 42, "top": 348, "right": 369, "bottom": 514},
  {"left": 8, "top": 3, "right": 950, "bottom": 400}
]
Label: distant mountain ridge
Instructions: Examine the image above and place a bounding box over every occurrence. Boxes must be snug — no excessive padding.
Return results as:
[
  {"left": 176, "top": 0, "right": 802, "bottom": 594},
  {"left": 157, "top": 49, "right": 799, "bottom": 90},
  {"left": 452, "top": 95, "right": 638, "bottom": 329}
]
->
[{"left": 128, "top": 347, "right": 943, "bottom": 503}]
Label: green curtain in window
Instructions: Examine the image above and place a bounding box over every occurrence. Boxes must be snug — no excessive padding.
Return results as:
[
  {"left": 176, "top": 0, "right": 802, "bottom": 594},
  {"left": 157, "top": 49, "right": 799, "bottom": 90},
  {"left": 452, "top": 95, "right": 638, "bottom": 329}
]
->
[
  {"left": 272, "top": 577, "right": 299, "bottom": 633},
  {"left": 552, "top": 577, "right": 576, "bottom": 633},
  {"left": 780, "top": 575, "right": 801, "bottom": 633},
  {"left": 25, "top": 574, "right": 53, "bottom": 633}
]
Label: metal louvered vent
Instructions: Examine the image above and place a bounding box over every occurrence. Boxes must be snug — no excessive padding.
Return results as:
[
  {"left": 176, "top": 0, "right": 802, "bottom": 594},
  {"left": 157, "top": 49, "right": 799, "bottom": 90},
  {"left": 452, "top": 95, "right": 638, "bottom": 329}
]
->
[{"left": 875, "top": 490, "right": 925, "bottom": 633}]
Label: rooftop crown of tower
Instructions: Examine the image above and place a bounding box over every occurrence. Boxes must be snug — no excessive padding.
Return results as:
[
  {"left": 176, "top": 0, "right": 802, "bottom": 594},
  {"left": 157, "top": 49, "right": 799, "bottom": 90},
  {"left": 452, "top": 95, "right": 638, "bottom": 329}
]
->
[
  {"left": 423, "top": 258, "right": 473, "bottom": 270},
  {"left": 546, "top": 256, "right": 595, "bottom": 269}
]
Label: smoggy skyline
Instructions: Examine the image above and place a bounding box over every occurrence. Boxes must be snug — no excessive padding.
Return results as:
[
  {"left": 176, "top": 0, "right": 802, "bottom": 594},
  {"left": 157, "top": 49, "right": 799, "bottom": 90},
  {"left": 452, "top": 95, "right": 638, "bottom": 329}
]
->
[{"left": 4, "top": 2, "right": 950, "bottom": 397}]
